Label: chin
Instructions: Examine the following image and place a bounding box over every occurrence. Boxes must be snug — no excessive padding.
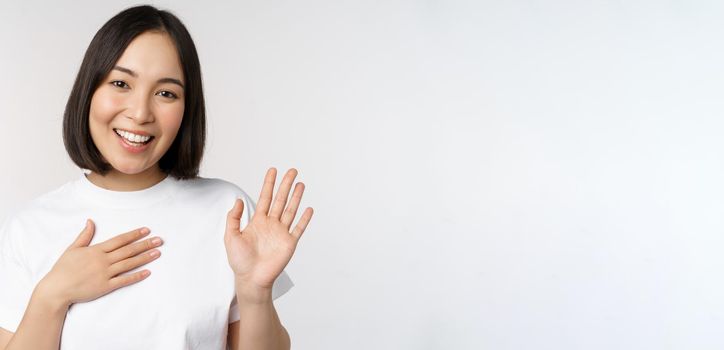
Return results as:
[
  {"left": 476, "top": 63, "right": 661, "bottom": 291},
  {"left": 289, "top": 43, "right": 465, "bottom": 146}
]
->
[{"left": 110, "top": 162, "right": 154, "bottom": 175}]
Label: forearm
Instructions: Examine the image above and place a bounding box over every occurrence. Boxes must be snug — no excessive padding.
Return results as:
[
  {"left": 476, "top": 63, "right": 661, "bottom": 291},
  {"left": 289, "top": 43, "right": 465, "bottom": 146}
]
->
[
  {"left": 6, "top": 282, "right": 68, "bottom": 350},
  {"left": 234, "top": 281, "right": 290, "bottom": 350}
]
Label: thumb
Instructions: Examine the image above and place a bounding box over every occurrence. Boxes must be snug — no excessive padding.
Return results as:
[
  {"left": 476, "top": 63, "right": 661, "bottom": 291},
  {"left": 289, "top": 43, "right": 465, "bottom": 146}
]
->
[
  {"left": 69, "top": 219, "right": 95, "bottom": 249},
  {"left": 225, "top": 198, "right": 244, "bottom": 236}
]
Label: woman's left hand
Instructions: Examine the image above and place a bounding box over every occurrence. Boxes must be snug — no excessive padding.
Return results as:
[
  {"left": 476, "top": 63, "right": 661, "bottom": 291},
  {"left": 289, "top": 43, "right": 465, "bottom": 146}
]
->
[{"left": 224, "top": 168, "right": 313, "bottom": 298}]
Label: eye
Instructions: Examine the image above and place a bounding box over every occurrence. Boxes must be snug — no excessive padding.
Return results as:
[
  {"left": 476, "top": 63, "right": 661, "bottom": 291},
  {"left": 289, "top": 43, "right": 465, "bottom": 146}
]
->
[
  {"left": 110, "top": 80, "right": 129, "bottom": 89},
  {"left": 157, "top": 90, "right": 178, "bottom": 99}
]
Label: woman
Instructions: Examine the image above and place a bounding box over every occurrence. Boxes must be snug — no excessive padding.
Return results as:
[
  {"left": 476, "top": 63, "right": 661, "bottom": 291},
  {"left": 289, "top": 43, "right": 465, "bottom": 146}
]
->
[{"left": 0, "top": 5, "right": 312, "bottom": 350}]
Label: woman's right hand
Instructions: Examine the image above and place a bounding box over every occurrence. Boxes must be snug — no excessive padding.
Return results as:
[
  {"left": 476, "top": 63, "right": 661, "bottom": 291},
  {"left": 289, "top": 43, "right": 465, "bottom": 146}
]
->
[{"left": 36, "top": 219, "right": 163, "bottom": 309}]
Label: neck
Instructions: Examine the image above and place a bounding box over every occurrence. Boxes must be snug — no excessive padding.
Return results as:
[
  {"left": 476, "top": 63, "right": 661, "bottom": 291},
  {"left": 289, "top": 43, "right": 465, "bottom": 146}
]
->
[{"left": 86, "top": 166, "right": 168, "bottom": 191}]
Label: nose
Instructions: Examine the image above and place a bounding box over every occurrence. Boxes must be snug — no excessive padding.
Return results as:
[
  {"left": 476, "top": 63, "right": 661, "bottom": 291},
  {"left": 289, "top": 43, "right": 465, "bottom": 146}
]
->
[{"left": 125, "top": 93, "right": 154, "bottom": 124}]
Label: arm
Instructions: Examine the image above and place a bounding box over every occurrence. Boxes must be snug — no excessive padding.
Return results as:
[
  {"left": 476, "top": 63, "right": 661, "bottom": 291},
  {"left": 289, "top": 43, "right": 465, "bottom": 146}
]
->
[
  {"left": 224, "top": 168, "right": 312, "bottom": 350},
  {"left": 228, "top": 282, "right": 290, "bottom": 350},
  {"left": 3, "top": 280, "right": 69, "bottom": 350}
]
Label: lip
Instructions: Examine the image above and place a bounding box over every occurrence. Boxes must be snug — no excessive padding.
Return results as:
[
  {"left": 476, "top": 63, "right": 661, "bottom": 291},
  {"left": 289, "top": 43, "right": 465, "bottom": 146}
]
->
[
  {"left": 116, "top": 131, "right": 153, "bottom": 154},
  {"left": 114, "top": 128, "right": 153, "bottom": 137}
]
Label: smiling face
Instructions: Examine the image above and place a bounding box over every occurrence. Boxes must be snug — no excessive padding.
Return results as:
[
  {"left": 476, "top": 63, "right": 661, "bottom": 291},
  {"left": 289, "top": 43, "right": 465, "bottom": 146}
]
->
[{"left": 88, "top": 31, "right": 185, "bottom": 178}]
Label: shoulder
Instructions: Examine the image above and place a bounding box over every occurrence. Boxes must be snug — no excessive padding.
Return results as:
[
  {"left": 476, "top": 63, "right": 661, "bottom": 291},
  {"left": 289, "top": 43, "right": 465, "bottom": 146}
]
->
[
  {"left": 173, "top": 177, "right": 258, "bottom": 217},
  {"left": 179, "top": 177, "right": 250, "bottom": 198},
  {"left": 0, "top": 179, "right": 76, "bottom": 233},
  {"left": 0, "top": 189, "right": 62, "bottom": 259},
  {"left": 176, "top": 176, "right": 255, "bottom": 205}
]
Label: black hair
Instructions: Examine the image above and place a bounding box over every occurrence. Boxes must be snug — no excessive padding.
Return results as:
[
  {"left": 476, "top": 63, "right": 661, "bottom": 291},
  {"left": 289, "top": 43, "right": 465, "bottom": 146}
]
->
[{"left": 63, "top": 4, "right": 205, "bottom": 179}]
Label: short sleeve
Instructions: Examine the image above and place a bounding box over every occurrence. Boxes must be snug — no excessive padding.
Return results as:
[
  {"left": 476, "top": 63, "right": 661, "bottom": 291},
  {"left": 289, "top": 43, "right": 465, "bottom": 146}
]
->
[
  {"left": 228, "top": 270, "right": 294, "bottom": 323},
  {"left": 0, "top": 215, "right": 36, "bottom": 333}
]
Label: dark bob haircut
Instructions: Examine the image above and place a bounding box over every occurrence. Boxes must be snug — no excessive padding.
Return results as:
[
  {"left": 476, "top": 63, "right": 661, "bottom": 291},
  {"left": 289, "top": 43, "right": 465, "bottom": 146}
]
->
[{"left": 63, "top": 5, "right": 205, "bottom": 180}]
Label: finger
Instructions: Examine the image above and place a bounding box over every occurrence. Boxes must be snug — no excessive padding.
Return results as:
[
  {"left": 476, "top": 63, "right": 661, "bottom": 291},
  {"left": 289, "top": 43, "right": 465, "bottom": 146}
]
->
[
  {"left": 69, "top": 219, "right": 95, "bottom": 249},
  {"left": 290, "top": 207, "right": 314, "bottom": 240},
  {"left": 255, "top": 167, "right": 277, "bottom": 217},
  {"left": 280, "top": 182, "right": 305, "bottom": 228},
  {"left": 108, "top": 248, "right": 161, "bottom": 277},
  {"left": 269, "top": 168, "right": 298, "bottom": 219},
  {"left": 108, "top": 269, "right": 152, "bottom": 291},
  {"left": 225, "top": 198, "right": 244, "bottom": 235},
  {"left": 107, "top": 236, "right": 164, "bottom": 263},
  {"left": 95, "top": 227, "right": 151, "bottom": 253}
]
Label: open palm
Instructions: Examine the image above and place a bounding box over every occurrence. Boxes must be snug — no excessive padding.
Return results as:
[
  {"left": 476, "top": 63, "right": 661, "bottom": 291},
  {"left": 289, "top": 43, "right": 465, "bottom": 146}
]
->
[{"left": 224, "top": 168, "right": 313, "bottom": 290}]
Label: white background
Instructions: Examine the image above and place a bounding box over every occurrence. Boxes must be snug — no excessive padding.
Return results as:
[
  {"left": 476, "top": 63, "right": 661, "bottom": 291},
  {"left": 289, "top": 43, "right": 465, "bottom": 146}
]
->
[{"left": 1, "top": 0, "right": 723, "bottom": 349}]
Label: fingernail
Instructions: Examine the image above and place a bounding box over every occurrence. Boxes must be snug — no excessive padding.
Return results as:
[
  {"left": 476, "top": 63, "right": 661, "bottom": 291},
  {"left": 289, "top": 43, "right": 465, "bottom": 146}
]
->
[
  {"left": 151, "top": 237, "right": 163, "bottom": 245},
  {"left": 141, "top": 228, "right": 150, "bottom": 235},
  {"left": 149, "top": 250, "right": 160, "bottom": 258}
]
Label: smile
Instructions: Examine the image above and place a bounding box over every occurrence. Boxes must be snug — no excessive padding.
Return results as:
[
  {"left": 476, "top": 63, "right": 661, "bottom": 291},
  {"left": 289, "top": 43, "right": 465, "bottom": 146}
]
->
[{"left": 114, "top": 128, "right": 154, "bottom": 145}]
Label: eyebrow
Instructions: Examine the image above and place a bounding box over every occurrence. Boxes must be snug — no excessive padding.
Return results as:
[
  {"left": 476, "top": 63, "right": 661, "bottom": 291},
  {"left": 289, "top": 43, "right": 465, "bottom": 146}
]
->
[{"left": 113, "top": 65, "right": 185, "bottom": 89}]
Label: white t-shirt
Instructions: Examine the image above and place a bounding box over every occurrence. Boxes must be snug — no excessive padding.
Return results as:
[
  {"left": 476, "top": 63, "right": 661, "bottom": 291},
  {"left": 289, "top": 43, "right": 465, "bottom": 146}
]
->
[{"left": 0, "top": 172, "right": 293, "bottom": 349}]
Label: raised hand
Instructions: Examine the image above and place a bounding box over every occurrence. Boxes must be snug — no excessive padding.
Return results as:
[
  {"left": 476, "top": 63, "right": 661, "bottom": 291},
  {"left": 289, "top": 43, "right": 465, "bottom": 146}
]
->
[
  {"left": 224, "top": 168, "right": 314, "bottom": 295},
  {"left": 37, "top": 220, "right": 164, "bottom": 308}
]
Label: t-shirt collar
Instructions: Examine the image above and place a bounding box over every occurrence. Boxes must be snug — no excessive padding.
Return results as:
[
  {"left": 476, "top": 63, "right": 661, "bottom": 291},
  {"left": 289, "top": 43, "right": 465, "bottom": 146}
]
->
[{"left": 74, "top": 171, "right": 179, "bottom": 209}]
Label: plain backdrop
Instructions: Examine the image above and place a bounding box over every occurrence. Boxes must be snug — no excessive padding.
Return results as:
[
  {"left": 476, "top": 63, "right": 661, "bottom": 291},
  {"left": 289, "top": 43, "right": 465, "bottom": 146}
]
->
[{"left": 1, "top": 0, "right": 723, "bottom": 349}]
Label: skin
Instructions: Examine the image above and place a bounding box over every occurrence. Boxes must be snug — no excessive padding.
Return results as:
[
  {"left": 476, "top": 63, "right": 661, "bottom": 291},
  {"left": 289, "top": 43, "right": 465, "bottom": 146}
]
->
[
  {"left": 86, "top": 30, "right": 185, "bottom": 191},
  {"left": 226, "top": 167, "right": 314, "bottom": 350},
  {"left": 0, "top": 30, "right": 313, "bottom": 350}
]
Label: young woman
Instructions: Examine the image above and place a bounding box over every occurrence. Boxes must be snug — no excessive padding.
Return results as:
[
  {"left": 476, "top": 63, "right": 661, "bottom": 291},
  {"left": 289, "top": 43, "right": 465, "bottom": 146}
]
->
[{"left": 0, "top": 5, "right": 312, "bottom": 350}]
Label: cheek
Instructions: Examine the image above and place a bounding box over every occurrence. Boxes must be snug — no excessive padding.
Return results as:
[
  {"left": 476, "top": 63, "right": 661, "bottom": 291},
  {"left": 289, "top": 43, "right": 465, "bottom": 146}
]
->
[
  {"left": 89, "top": 91, "right": 125, "bottom": 124},
  {"left": 160, "top": 103, "right": 185, "bottom": 133}
]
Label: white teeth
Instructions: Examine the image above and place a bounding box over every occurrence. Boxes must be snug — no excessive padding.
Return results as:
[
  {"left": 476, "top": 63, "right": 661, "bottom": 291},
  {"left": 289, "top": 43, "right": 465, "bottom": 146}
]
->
[{"left": 115, "top": 129, "right": 151, "bottom": 143}]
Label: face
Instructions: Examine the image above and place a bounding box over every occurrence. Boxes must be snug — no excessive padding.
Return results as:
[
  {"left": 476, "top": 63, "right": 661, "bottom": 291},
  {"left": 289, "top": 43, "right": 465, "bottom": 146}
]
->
[{"left": 89, "top": 31, "right": 185, "bottom": 177}]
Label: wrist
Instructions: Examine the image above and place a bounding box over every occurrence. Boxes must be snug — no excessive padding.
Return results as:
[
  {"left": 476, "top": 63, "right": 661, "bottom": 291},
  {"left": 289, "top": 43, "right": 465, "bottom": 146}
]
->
[
  {"left": 34, "top": 278, "right": 71, "bottom": 311},
  {"left": 31, "top": 284, "right": 70, "bottom": 315},
  {"left": 234, "top": 277, "right": 273, "bottom": 305}
]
